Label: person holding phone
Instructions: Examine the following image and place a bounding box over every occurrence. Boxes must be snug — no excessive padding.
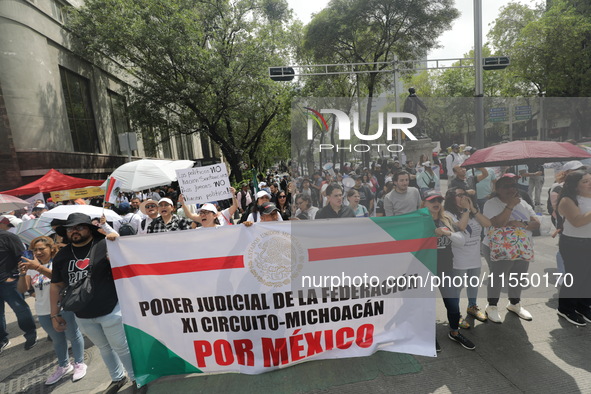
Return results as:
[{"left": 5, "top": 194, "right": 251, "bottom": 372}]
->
[
  {"left": 18, "top": 236, "right": 87, "bottom": 385},
  {"left": 0, "top": 227, "right": 37, "bottom": 353}
]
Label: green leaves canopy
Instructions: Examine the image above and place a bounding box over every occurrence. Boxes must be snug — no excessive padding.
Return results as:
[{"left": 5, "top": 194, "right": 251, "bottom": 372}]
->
[{"left": 68, "top": 0, "right": 297, "bottom": 180}]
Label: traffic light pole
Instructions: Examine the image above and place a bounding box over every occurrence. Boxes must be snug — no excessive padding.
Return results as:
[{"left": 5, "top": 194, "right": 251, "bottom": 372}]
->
[{"left": 474, "top": 0, "right": 484, "bottom": 149}]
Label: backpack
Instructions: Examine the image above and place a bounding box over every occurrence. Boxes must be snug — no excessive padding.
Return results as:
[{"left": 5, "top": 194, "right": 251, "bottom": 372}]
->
[{"left": 119, "top": 214, "right": 137, "bottom": 236}]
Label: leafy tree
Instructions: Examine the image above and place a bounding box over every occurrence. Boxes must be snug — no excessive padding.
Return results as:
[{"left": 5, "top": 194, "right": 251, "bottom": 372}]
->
[
  {"left": 301, "top": 0, "right": 459, "bottom": 165},
  {"left": 67, "top": 0, "right": 297, "bottom": 181},
  {"left": 489, "top": 0, "right": 591, "bottom": 97}
]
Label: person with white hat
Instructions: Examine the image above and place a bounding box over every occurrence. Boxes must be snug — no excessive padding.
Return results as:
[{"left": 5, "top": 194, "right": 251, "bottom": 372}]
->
[
  {"left": 147, "top": 198, "right": 193, "bottom": 233},
  {"left": 0, "top": 215, "right": 23, "bottom": 233},
  {"left": 242, "top": 190, "right": 283, "bottom": 223},
  {"left": 416, "top": 161, "right": 440, "bottom": 198},
  {"left": 195, "top": 204, "right": 221, "bottom": 228}
]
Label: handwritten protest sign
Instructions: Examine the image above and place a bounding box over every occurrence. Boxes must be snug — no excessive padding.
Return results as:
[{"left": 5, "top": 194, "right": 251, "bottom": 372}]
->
[{"left": 176, "top": 164, "right": 232, "bottom": 204}]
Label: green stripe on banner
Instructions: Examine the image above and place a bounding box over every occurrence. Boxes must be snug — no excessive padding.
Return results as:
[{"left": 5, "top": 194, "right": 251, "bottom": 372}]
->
[
  {"left": 371, "top": 208, "right": 437, "bottom": 275},
  {"left": 125, "top": 325, "right": 202, "bottom": 386}
]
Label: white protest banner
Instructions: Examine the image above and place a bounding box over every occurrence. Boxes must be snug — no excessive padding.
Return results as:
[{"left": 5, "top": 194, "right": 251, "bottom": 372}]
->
[
  {"left": 176, "top": 164, "right": 232, "bottom": 204},
  {"left": 107, "top": 211, "right": 438, "bottom": 386}
]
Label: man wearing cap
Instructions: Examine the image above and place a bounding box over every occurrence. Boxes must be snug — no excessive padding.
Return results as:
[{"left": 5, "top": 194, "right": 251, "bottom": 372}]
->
[
  {"left": 416, "top": 161, "right": 440, "bottom": 197},
  {"left": 384, "top": 171, "right": 422, "bottom": 216},
  {"left": 316, "top": 184, "right": 355, "bottom": 219},
  {"left": 49, "top": 213, "right": 137, "bottom": 392},
  {"left": 0, "top": 223, "right": 37, "bottom": 352},
  {"left": 243, "top": 191, "right": 284, "bottom": 223},
  {"left": 446, "top": 144, "right": 464, "bottom": 182},
  {"left": 113, "top": 202, "right": 142, "bottom": 236},
  {"left": 147, "top": 198, "right": 193, "bottom": 233},
  {"left": 243, "top": 202, "right": 281, "bottom": 226}
]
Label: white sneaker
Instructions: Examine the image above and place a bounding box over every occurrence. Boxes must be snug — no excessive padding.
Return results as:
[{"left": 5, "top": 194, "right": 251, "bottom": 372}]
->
[
  {"left": 72, "top": 362, "right": 87, "bottom": 382},
  {"left": 507, "top": 302, "right": 533, "bottom": 321},
  {"left": 45, "top": 364, "right": 73, "bottom": 385},
  {"left": 485, "top": 304, "right": 502, "bottom": 323}
]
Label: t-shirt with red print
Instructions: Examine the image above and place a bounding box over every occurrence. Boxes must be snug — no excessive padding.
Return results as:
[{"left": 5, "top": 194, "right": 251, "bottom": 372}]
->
[{"left": 52, "top": 239, "right": 118, "bottom": 319}]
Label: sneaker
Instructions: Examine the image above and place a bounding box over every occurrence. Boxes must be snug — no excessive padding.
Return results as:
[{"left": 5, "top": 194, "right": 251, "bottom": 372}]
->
[
  {"left": 72, "top": 362, "right": 87, "bottom": 382},
  {"left": 485, "top": 304, "right": 502, "bottom": 323},
  {"left": 435, "top": 339, "right": 441, "bottom": 353},
  {"left": 506, "top": 303, "right": 533, "bottom": 321},
  {"left": 24, "top": 337, "right": 37, "bottom": 351},
  {"left": 558, "top": 310, "right": 586, "bottom": 327},
  {"left": 458, "top": 316, "right": 470, "bottom": 329},
  {"left": 103, "top": 376, "right": 128, "bottom": 394},
  {"left": 467, "top": 305, "right": 487, "bottom": 322},
  {"left": 448, "top": 331, "right": 476, "bottom": 350},
  {"left": 0, "top": 340, "right": 10, "bottom": 353},
  {"left": 575, "top": 309, "right": 591, "bottom": 324},
  {"left": 45, "top": 364, "right": 74, "bottom": 385}
]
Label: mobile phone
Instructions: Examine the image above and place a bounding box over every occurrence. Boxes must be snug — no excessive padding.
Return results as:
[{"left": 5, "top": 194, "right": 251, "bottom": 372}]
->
[{"left": 22, "top": 250, "right": 34, "bottom": 260}]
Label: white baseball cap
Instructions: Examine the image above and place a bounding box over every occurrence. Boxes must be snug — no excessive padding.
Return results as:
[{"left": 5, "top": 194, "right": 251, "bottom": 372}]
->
[
  {"left": 562, "top": 161, "right": 585, "bottom": 172},
  {"left": 198, "top": 203, "right": 217, "bottom": 214},
  {"left": 255, "top": 190, "right": 270, "bottom": 199}
]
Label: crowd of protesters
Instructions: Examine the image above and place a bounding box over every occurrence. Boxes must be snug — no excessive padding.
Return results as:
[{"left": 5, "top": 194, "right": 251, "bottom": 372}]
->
[{"left": 1, "top": 142, "right": 591, "bottom": 392}]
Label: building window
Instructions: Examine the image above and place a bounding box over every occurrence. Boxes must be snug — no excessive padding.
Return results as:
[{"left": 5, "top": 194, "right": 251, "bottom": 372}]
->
[
  {"left": 161, "top": 129, "right": 172, "bottom": 158},
  {"left": 200, "top": 133, "right": 212, "bottom": 159},
  {"left": 175, "top": 133, "right": 195, "bottom": 160},
  {"left": 59, "top": 67, "right": 100, "bottom": 153},
  {"left": 142, "top": 128, "right": 157, "bottom": 158},
  {"left": 107, "top": 91, "right": 132, "bottom": 155},
  {"left": 184, "top": 133, "right": 195, "bottom": 159},
  {"left": 50, "top": 0, "right": 66, "bottom": 23}
]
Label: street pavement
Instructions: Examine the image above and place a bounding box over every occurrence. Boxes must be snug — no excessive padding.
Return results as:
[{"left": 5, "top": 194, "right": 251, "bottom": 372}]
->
[{"left": 1, "top": 171, "right": 590, "bottom": 393}]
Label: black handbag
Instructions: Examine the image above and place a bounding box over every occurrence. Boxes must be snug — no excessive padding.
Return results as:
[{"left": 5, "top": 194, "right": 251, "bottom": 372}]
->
[{"left": 59, "top": 244, "right": 96, "bottom": 312}]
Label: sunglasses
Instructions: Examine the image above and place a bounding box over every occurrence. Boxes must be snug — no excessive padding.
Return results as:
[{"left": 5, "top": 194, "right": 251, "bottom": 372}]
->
[
  {"left": 278, "top": 195, "right": 286, "bottom": 198},
  {"left": 145, "top": 204, "right": 157, "bottom": 209},
  {"left": 66, "top": 225, "right": 88, "bottom": 232}
]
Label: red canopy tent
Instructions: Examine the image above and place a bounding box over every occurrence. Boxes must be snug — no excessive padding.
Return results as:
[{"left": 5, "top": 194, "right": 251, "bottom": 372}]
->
[{"left": 1, "top": 169, "right": 104, "bottom": 196}]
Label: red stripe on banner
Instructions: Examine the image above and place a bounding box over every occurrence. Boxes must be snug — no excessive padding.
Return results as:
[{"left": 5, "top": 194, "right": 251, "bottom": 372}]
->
[
  {"left": 112, "top": 255, "right": 244, "bottom": 279},
  {"left": 308, "top": 237, "right": 436, "bottom": 262}
]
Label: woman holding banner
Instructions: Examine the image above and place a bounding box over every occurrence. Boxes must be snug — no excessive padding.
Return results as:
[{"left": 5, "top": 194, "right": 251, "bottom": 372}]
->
[
  {"left": 423, "top": 190, "right": 475, "bottom": 351},
  {"left": 444, "top": 187, "right": 491, "bottom": 327}
]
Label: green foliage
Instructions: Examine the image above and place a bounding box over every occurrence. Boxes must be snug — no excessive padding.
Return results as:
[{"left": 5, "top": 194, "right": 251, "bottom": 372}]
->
[
  {"left": 489, "top": 0, "right": 591, "bottom": 96},
  {"left": 67, "top": 0, "right": 297, "bottom": 180}
]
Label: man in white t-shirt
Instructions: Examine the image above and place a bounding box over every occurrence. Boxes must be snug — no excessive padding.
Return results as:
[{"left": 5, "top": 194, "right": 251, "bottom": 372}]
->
[{"left": 446, "top": 144, "right": 464, "bottom": 181}]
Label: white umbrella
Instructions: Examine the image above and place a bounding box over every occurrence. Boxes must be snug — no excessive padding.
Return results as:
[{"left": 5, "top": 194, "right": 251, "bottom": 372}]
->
[
  {"left": 0, "top": 194, "right": 30, "bottom": 213},
  {"left": 41, "top": 205, "right": 122, "bottom": 222},
  {"left": 101, "top": 159, "right": 194, "bottom": 192},
  {"left": 14, "top": 217, "right": 54, "bottom": 245}
]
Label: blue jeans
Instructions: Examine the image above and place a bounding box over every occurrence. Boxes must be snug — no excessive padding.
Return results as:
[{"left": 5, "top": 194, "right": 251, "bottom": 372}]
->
[
  {"left": 38, "top": 311, "right": 84, "bottom": 367},
  {"left": 453, "top": 267, "right": 482, "bottom": 308},
  {"left": 0, "top": 279, "right": 36, "bottom": 343},
  {"left": 75, "top": 303, "right": 134, "bottom": 381}
]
